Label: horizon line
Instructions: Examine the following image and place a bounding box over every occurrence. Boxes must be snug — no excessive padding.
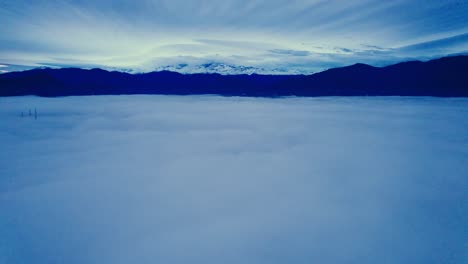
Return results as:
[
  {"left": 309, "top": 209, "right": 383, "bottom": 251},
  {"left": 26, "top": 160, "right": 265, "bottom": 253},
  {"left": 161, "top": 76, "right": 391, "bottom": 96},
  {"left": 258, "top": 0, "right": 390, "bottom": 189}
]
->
[{"left": 1, "top": 53, "right": 468, "bottom": 76}]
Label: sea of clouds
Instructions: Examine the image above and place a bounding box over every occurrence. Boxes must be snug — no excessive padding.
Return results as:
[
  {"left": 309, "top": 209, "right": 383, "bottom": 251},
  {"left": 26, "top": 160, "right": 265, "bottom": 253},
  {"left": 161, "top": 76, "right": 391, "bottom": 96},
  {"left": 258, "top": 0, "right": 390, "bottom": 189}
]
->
[{"left": 0, "top": 95, "right": 467, "bottom": 264}]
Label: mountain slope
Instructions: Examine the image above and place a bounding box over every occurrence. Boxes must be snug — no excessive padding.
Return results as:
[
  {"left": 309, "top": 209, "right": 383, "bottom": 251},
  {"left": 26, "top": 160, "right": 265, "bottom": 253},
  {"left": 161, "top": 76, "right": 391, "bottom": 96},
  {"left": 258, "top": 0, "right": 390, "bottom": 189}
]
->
[{"left": 275, "top": 56, "right": 468, "bottom": 96}]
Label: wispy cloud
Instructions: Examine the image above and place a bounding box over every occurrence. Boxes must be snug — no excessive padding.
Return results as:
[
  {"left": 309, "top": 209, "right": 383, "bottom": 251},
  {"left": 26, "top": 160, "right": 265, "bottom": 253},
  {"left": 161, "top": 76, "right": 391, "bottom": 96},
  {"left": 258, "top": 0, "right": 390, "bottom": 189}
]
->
[
  {"left": 269, "top": 49, "right": 311, "bottom": 56},
  {"left": 0, "top": 64, "right": 8, "bottom": 73},
  {"left": 398, "top": 32, "right": 468, "bottom": 55}
]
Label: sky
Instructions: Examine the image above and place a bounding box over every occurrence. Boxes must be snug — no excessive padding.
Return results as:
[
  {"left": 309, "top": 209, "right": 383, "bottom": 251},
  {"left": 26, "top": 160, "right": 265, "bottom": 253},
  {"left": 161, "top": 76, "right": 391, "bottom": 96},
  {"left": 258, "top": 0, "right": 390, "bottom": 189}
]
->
[{"left": 1, "top": 0, "right": 468, "bottom": 74}]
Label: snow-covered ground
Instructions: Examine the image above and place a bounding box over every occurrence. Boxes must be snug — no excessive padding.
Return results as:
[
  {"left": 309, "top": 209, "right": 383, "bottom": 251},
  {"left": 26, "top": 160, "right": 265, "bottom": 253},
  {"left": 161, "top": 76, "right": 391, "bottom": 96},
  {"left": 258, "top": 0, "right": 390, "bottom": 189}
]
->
[{"left": 0, "top": 95, "right": 467, "bottom": 264}]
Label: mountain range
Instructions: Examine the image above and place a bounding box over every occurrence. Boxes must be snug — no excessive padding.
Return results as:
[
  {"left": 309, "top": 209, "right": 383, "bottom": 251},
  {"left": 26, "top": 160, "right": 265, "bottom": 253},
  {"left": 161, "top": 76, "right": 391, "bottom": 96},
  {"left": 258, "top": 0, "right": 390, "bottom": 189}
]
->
[
  {"left": 154, "top": 62, "right": 295, "bottom": 75},
  {"left": 1, "top": 55, "right": 467, "bottom": 97}
]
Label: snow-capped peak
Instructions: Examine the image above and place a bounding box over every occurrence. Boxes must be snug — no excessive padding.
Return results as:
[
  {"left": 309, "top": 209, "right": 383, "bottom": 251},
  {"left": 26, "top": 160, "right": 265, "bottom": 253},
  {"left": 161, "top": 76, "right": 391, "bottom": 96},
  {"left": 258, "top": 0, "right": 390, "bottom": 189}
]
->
[{"left": 154, "top": 62, "right": 300, "bottom": 75}]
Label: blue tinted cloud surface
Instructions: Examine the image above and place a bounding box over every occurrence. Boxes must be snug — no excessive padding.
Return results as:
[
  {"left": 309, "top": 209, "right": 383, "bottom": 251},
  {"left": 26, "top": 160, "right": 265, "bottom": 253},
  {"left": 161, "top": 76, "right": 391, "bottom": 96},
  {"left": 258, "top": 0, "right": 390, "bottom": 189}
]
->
[
  {"left": 1, "top": 0, "right": 468, "bottom": 73},
  {"left": 0, "top": 96, "right": 467, "bottom": 264}
]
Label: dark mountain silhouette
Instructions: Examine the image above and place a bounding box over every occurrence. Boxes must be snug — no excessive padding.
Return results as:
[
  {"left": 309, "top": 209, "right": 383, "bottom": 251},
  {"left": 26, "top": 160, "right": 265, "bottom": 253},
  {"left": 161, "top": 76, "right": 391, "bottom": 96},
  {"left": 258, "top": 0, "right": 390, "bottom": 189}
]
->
[{"left": 1, "top": 55, "right": 467, "bottom": 97}]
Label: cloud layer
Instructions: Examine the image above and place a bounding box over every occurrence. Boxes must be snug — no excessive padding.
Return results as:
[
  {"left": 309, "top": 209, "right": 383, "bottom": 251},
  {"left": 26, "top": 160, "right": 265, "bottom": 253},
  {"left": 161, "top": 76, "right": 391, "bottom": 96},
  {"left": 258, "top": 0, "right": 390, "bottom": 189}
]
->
[
  {"left": 1, "top": 0, "right": 468, "bottom": 73},
  {"left": 1, "top": 95, "right": 467, "bottom": 264}
]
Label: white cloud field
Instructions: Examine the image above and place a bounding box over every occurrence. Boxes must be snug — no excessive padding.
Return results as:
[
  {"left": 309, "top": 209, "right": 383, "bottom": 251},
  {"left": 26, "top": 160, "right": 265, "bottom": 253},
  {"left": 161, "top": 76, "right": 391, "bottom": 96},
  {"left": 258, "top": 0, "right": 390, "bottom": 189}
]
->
[{"left": 0, "top": 95, "right": 467, "bottom": 264}]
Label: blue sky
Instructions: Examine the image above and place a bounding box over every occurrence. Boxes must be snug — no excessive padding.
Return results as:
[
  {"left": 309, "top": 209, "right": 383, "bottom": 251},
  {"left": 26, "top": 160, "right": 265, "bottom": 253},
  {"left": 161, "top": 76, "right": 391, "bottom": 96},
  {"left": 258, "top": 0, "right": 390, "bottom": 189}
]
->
[{"left": 1, "top": 0, "right": 468, "bottom": 74}]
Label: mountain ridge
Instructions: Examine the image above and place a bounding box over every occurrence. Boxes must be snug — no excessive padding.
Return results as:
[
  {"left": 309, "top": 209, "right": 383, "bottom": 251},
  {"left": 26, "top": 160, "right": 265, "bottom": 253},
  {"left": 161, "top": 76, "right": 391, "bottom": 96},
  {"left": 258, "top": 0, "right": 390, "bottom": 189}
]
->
[{"left": 1, "top": 55, "right": 467, "bottom": 97}]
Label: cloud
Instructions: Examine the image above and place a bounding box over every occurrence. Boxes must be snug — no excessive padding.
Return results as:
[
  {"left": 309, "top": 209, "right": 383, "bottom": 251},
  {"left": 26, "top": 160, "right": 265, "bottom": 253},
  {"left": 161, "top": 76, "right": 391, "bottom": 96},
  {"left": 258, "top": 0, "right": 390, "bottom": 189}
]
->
[
  {"left": 269, "top": 49, "right": 311, "bottom": 56},
  {"left": 361, "top": 44, "right": 390, "bottom": 51},
  {"left": 398, "top": 32, "right": 468, "bottom": 55},
  {"left": 195, "top": 39, "right": 274, "bottom": 50},
  {"left": 338, "top": 48, "right": 353, "bottom": 53},
  {"left": 0, "top": 64, "right": 8, "bottom": 73},
  {"left": 0, "top": 95, "right": 467, "bottom": 264}
]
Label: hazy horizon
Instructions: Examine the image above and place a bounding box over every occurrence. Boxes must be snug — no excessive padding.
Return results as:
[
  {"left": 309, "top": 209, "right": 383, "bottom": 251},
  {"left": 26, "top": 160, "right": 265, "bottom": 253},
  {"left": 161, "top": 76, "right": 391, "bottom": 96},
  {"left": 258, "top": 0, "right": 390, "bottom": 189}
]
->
[{"left": 2, "top": 53, "right": 467, "bottom": 76}]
